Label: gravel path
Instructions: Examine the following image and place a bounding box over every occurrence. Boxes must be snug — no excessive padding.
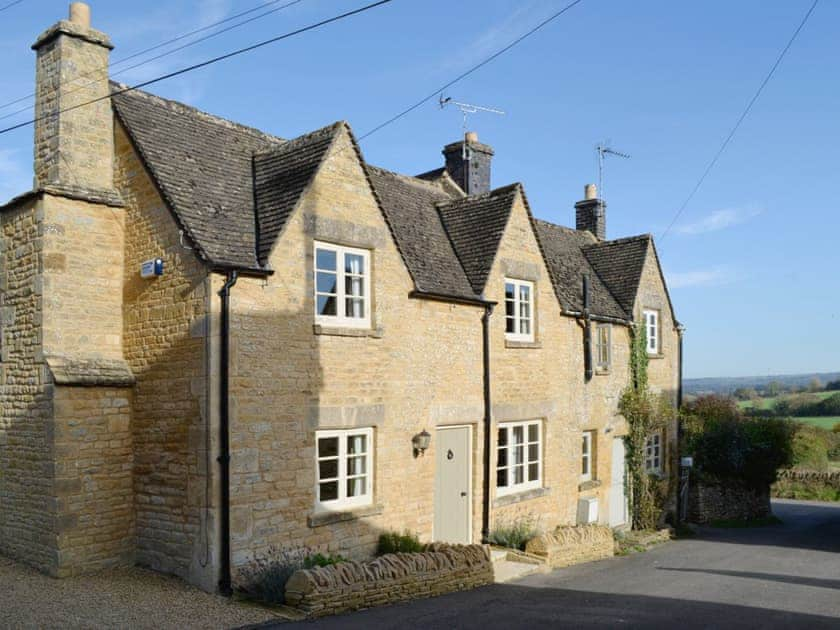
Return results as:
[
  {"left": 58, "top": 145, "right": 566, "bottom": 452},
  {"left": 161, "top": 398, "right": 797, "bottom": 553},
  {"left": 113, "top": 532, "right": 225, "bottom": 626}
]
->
[{"left": 0, "top": 555, "right": 286, "bottom": 630}]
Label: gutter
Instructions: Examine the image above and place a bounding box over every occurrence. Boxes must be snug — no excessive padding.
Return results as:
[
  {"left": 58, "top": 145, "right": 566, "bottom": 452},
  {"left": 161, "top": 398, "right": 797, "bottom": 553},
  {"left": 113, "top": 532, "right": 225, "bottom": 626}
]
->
[
  {"left": 480, "top": 303, "right": 494, "bottom": 543},
  {"left": 217, "top": 270, "right": 238, "bottom": 596},
  {"left": 408, "top": 289, "right": 493, "bottom": 308}
]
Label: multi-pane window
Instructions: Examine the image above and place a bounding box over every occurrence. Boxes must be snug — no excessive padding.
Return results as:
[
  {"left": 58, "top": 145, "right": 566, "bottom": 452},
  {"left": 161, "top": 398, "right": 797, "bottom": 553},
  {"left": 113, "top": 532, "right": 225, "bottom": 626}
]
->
[
  {"left": 595, "top": 324, "right": 611, "bottom": 370},
  {"left": 643, "top": 309, "right": 659, "bottom": 355},
  {"left": 496, "top": 420, "right": 541, "bottom": 496},
  {"left": 315, "top": 428, "right": 373, "bottom": 510},
  {"left": 581, "top": 431, "right": 595, "bottom": 481},
  {"left": 504, "top": 278, "right": 534, "bottom": 342},
  {"left": 314, "top": 242, "right": 370, "bottom": 327},
  {"left": 645, "top": 433, "right": 662, "bottom": 474}
]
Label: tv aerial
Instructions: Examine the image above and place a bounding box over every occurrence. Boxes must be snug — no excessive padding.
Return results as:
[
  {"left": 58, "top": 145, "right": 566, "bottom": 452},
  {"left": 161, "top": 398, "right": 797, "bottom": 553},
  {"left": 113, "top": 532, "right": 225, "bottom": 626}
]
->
[{"left": 596, "top": 142, "right": 630, "bottom": 201}]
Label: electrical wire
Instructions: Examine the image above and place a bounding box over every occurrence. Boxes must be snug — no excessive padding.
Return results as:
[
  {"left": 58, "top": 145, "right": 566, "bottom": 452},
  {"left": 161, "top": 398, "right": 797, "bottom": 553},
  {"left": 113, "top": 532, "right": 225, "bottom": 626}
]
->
[
  {"left": 660, "top": 0, "right": 819, "bottom": 241},
  {"left": 0, "top": 0, "right": 24, "bottom": 14},
  {"left": 0, "top": 0, "right": 305, "bottom": 113},
  {"left": 0, "top": 0, "right": 308, "bottom": 123},
  {"left": 357, "top": 0, "right": 585, "bottom": 141},
  {"left": 0, "top": 0, "right": 395, "bottom": 137}
]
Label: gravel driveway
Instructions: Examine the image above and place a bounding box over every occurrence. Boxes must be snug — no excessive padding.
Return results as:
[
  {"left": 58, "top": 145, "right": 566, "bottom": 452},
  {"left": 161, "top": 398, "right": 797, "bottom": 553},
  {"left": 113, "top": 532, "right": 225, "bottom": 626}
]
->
[{"left": 0, "top": 556, "right": 286, "bottom": 630}]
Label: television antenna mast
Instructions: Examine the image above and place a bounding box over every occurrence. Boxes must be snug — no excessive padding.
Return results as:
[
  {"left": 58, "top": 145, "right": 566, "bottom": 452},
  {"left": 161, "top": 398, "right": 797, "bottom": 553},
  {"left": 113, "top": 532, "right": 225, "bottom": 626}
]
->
[
  {"left": 596, "top": 143, "right": 630, "bottom": 201},
  {"left": 440, "top": 95, "right": 505, "bottom": 156}
]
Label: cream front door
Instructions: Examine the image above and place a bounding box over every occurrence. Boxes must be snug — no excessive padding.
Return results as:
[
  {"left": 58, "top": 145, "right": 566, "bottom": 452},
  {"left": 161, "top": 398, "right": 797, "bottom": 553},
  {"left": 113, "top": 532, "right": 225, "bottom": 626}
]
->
[
  {"left": 609, "top": 436, "right": 629, "bottom": 527},
  {"left": 434, "top": 426, "right": 472, "bottom": 544}
]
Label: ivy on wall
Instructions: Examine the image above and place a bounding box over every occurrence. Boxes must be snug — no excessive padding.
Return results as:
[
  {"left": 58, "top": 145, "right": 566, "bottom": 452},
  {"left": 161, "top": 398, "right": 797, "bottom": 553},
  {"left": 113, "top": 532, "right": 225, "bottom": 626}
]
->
[{"left": 619, "top": 323, "right": 672, "bottom": 530}]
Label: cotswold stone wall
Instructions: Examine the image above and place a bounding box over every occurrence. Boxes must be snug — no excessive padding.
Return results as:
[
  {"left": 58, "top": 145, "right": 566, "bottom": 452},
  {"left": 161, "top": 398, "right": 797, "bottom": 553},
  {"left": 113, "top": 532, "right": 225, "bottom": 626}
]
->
[
  {"left": 284, "top": 544, "right": 493, "bottom": 617},
  {"left": 689, "top": 480, "right": 771, "bottom": 523},
  {"left": 0, "top": 198, "right": 55, "bottom": 572},
  {"left": 773, "top": 470, "right": 840, "bottom": 500},
  {"left": 525, "top": 524, "right": 614, "bottom": 568}
]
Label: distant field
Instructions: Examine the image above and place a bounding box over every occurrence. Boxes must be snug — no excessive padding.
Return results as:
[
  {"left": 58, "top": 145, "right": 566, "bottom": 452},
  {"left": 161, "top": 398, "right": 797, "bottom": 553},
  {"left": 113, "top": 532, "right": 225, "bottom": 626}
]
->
[
  {"left": 738, "top": 391, "right": 834, "bottom": 410},
  {"left": 793, "top": 417, "right": 840, "bottom": 430}
]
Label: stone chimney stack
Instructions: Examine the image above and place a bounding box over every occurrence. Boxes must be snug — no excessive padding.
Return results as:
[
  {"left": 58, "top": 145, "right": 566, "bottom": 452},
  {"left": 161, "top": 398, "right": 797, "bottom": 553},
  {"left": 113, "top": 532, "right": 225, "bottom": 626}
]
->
[
  {"left": 32, "top": 2, "right": 115, "bottom": 194},
  {"left": 442, "top": 131, "right": 494, "bottom": 196},
  {"left": 575, "top": 184, "right": 606, "bottom": 240}
]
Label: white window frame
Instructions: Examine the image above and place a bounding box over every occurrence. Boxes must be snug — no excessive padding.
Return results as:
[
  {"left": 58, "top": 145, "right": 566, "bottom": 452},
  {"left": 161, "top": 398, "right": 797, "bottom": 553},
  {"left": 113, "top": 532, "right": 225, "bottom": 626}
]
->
[
  {"left": 314, "top": 241, "right": 371, "bottom": 328},
  {"left": 645, "top": 432, "right": 663, "bottom": 474},
  {"left": 315, "top": 427, "right": 373, "bottom": 512},
  {"left": 504, "top": 278, "right": 535, "bottom": 342},
  {"left": 581, "top": 431, "right": 595, "bottom": 481},
  {"left": 643, "top": 309, "right": 659, "bottom": 355},
  {"left": 595, "top": 323, "right": 611, "bottom": 370},
  {"left": 496, "top": 420, "right": 542, "bottom": 497}
]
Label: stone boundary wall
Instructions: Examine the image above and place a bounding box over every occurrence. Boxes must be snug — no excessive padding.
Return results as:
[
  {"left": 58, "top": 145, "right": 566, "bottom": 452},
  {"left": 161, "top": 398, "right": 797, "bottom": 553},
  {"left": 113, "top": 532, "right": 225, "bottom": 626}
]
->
[
  {"left": 773, "top": 470, "right": 840, "bottom": 500},
  {"left": 284, "top": 544, "right": 493, "bottom": 617},
  {"left": 688, "top": 480, "right": 770, "bottom": 523},
  {"left": 525, "top": 524, "right": 614, "bottom": 568},
  {"left": 776, "top": 470, "right": 840, "bottom": 485}
]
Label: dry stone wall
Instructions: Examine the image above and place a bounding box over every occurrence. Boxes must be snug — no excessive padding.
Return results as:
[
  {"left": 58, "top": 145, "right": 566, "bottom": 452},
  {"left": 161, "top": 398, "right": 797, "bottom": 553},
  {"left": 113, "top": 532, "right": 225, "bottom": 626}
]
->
[
  {"left": 525, "top": 524, "right": 614, "bottom": 568},
  {"left": 688, "top": 480, "right": 771, "bottom": 523},
  {"left": 284, "top": 544, "right": 493, "bottom": 617}
]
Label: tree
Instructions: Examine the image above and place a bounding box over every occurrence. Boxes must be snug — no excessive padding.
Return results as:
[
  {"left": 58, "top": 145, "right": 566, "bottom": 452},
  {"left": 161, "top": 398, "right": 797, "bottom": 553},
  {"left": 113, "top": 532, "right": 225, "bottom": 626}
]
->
[
  {"left": 826, "top": 380, "right": 840, "bottom": 392},
  {"left": 807, "top": 377, "right": 823, "bottom": 393},
  {"left": 733, "top": 387, "right": 757, "bottom": 401},
  {"left": 764, "top": 381, "right": 783, "bottom": 397}
]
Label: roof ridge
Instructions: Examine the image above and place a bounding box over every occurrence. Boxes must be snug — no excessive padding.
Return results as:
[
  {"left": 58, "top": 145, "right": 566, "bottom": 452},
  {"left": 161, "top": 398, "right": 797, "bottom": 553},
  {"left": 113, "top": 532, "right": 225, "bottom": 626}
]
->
[
  {"left": 534, "top": 217, "right": 598, "bottom": 240},
  {"left": 436, "top": 182, "right": 521, "bottom": 208},
  {"left": 365, "top": 164, "right": 451, "bottom": 196},
  {"left": 586, "top": 233, "right": 652, "bottom": 248},
  {"left": 110, "top": 81, "right": 284, "bottom": 144},
  {"left": 254, "top": 121, "right": 342, "bottom": 159}
]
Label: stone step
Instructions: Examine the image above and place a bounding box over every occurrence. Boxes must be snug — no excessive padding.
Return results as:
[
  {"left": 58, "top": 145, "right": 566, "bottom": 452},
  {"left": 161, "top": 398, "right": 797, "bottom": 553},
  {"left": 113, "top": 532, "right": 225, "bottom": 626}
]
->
[
  {"left": 491, "top": 549, "right": 509, "bottom": 562},
  {"left": 492, "top": 558, "right": 543, "bottom": 583}
]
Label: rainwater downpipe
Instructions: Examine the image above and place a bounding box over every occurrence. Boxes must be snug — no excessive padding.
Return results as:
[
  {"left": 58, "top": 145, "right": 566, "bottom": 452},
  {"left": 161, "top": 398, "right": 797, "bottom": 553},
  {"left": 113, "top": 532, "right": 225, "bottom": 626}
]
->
[
  {"left": 582, "top": 274, "right": 593, "bottom": 382},
  {"left": 481, "top": 303, "right": 494, "bottom": 543},
  {"left": 217, "top": 270, "right": 238, "bottom": 596}
]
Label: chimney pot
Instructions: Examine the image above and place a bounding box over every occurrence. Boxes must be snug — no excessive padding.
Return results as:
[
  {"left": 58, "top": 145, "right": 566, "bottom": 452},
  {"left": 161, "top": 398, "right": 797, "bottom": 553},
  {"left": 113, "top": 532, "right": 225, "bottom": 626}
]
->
[
  {"left": 584, "top": 183, "right": 597, "bottom": 200},
  {"left": 69, "top": 2, "right": 91, "bottom": 28},
  {"left": 465, "top": 131, "right": 479, "bottom": 144}
]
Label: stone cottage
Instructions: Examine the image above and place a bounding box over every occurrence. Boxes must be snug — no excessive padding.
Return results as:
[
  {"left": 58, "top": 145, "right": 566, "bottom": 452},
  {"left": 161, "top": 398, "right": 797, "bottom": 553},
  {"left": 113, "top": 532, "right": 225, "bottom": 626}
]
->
[{"left": 0, "top": 3, "right": 682, "bottom": 593}]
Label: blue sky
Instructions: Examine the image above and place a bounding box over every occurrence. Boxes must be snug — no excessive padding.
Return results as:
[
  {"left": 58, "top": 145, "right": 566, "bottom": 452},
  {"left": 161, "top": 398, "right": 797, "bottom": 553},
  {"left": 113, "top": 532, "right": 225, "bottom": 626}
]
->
[{"left": 1, "top": 0, "right": 837, "bottom": 379}]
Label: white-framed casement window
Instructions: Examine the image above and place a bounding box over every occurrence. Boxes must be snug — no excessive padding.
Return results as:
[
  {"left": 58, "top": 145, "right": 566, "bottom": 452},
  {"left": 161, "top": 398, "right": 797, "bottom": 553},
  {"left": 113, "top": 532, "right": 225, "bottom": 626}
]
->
[
  {"left": 595, "top": 323, "right": 611, "bottom": 370},
  {"left": 315, "top": 428, "right": 373, "bottom": 511},
  {"left": 643, "top": 309, "right": 659, "bottom": 355},
  {"left": 645, "top": 432, "right": 663, "bottom": 474},
  {"left": 581, "top": 430, "right": 596, "bottom": 481},
  {"left": 314, "top": 241, "right": 371, "bottom": 328},
  {"left": 504, "top": 278, "right": 534, "bottom": 342},
  {"left": 496, "top": 420, "right": 542, "bottom": 496}
]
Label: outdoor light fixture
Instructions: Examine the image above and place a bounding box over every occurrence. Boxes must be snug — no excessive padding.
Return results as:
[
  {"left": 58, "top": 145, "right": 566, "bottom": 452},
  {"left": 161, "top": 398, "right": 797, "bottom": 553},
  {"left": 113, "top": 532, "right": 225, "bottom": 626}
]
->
[{"left": 412, "top": 429, "right": 431, "bottom": 457}]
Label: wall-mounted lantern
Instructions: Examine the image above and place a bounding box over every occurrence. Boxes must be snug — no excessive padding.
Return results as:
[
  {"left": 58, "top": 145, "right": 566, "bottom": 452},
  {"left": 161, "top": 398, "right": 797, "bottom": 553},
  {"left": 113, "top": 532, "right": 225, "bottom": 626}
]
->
[{"left": 412, "top": 429, "right": 431, "bottom": 458}]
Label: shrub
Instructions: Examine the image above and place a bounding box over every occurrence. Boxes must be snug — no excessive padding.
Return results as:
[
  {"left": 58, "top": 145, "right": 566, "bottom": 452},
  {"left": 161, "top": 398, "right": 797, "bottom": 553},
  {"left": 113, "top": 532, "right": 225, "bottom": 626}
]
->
[
  {"left": 826, "top": 379, "right": 840, "bottom": 391},
  {"left": 237, "top": 546, "right": 347, "bottom": 605},
  {"left": 792, "top": 423, "right": 830, "bottom": 471},
  {"left": 834, "top": 422, "right": 840, "bottom": 433},
  {"left": 487, "top": 513, "right": 540, "bottom": 550},
  {"left": 681, "top": 395, "right": 795, "bottom": 487},
  {"left": 376, "top": 530, "right": 424, "bottom": 555}
]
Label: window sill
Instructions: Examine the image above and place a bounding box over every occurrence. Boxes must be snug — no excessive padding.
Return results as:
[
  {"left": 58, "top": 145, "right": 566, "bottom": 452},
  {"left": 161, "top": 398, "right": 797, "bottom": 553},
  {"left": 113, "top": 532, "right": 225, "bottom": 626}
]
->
[
  {"left": 504, "top": 339, "right": 541, "bottom": 349},
  {"left": 307, "top": 503, "right": 383, "bottom": 528},
  {"left": 594, "top": 368, "right": 611, "bottom": 376},
  {"left": 313, "top": 324, "right": 383, "bottom": 338},
  {"left": 647, "top": 353, "right": 665, "bottom": 360},
  {"left": 578, "top": 479, "right": 602, "bottom": 492},
  {"left": 493, "top": 486, "right": 550, "bottom": 508}
]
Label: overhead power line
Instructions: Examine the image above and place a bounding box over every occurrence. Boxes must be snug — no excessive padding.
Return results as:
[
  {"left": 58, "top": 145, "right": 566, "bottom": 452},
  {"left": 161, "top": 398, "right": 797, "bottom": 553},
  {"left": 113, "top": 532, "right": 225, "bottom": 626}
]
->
[
  {"left": 0, "top": 0, "right": 306, "bottom": 114},
  {"left": 660, "top": 0, "right": 820, "bottom": 241},
  {"left": 0, "top": 1, "right": 24, "bottom": 14},
  {"left": 357, "top": 0, "right": 585, "bottom": 142},
  {"left": 0, "top": 0, "right": 395, "bottom": 137},
  {"left": 0, "top": 0, "right": 308, "bottom": 123}
]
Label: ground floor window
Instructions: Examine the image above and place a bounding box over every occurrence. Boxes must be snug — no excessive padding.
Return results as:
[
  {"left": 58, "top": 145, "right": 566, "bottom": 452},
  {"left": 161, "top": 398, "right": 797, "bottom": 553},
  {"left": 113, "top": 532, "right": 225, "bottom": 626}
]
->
[
  {"left": 496, "top": 420, "right": 542, "bottom": 496},
  {"left": 645, "top": 432, "right": 663, "bottom": 474},
  {"left": 315, "top": 428, "right": 373, "bottom": 510},
  {"left": 581, "top": 430, "right": 596, "bottom": 481}
]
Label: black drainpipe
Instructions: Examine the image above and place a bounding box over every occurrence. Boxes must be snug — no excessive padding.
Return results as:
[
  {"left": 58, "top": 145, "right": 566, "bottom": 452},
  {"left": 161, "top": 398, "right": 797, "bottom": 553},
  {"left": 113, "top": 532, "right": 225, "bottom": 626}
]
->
[
  {"left": 480, "top": 303, "right": 494, "bottom": 543},
  {"left": 218, "top": 270, "right": 238, "bottom": 596},
  {"left": 582, "top": 274, "right": 593, "bottom": 382}
]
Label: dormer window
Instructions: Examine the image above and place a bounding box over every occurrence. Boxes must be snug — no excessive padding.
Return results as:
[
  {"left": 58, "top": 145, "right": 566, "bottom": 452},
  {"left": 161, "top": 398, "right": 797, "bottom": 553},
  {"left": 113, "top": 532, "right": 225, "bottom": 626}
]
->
[
  {"left": 504, "top": 278, "right": 534, "bottom": 342},
  {"left": 314, "top": 242, "right": 370, "bottom": 328},
  {"left": 643, "top": 309, "right": 659, "bottom": 355}
]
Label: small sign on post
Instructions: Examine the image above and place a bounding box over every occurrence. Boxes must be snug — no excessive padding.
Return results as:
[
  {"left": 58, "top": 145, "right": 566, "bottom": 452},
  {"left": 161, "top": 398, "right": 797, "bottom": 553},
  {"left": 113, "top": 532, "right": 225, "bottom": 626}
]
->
[{"left": 140, "top": 258, "right": 164, "bottom": 279}]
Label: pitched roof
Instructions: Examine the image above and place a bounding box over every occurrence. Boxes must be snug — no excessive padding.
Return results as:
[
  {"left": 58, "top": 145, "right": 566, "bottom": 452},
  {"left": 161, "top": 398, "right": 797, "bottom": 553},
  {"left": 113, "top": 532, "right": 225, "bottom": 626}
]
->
[
  {"left": 111, "top": 84, "right": 283, "bottom": 270},
  {"left": 365, "top": 165, "right": 478, "bottom": 301},
  {"left": 254, "top": 124, "right": 339, "bottom": 265},
  {"left": 533, "top": 219, "right": 626, "bottom": 319},
  {"left": 436, "top": 184, "right": 520, "bottom": 295},
  {"left": 582, "top": 234, "right": 651, "bottom": 315}
]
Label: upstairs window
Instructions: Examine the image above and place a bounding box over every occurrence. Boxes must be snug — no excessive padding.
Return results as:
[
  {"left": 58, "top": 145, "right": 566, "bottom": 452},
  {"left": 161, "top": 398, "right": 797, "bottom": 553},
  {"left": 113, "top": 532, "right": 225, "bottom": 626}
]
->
[
  {"left": 645, "top": 433, "right": 662, "bottom": 474},
  {"left": 643, "top": 309, "right": 659, "bottom": 355},
  {"left": 595, "top": 323, "right": 611, "bottom": 370},
  {"left": 314, "top": 242, "right": 370, "bottom": 328},
  {"left": 496, "top": 420, "right": 542, "bottom": 496},
  {"left": 316, "top": 428, "right": 373, "bottom": 511},
  {"left": 504, "top": 278, "right": 534, "bottom": 342}
]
